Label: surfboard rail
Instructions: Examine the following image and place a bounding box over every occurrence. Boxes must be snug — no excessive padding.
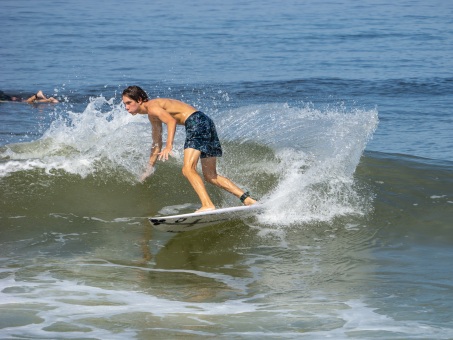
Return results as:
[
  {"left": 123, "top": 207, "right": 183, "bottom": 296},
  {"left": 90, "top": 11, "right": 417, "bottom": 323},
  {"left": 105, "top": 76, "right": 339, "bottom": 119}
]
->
[{"left": 149, "top": 204, "right": 262, "bottom": 232}]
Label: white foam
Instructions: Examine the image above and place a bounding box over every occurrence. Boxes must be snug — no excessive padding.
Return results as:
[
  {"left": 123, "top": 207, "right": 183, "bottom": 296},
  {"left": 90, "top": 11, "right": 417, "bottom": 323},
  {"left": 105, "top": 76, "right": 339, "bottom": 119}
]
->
[
  {"left": 0, "top": 96, "right": 155, "bottom": 179},
  {"left": 2, "top": 259, "right": 450, "bottom": 339},
  {"left": 0, "top": 263, "right": 259, "bottom": 339},
  {"left": 217, "top": 103, "right": 378, "bottom": 227},
  {"left": 333, "top": 300, "right": 453, "bottom": 339}
]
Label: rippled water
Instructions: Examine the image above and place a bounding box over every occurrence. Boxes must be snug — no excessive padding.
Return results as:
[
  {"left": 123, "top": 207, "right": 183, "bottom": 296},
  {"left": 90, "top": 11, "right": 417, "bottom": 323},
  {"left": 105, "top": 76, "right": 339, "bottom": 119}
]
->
[{"left": 1, "top": 0, "right": 453, "bottom": 338}]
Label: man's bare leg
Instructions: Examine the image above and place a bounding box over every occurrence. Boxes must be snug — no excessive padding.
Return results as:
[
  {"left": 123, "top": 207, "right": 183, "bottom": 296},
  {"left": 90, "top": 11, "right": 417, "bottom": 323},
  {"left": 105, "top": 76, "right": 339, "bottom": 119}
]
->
[
  {"left": 201, "top": 157, "right": 257, "bottom": 206},
  {"left": 182, "top": 148, "right": 216, "bottom": 212}
]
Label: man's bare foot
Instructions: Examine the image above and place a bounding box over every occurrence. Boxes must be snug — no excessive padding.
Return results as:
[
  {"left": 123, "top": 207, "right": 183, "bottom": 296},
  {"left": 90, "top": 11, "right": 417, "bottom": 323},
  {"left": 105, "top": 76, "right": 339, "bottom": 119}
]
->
[
  {"left": 195, "top": 206, "right": 216, "bottom": 213},
  {"left": 36, "top": 90, "right": 45, "bottom": 99},
  {"left": 240, "top": 191, "right": 256, "bottom": 206},
  {"left": 244, "top": 197, "right": 257, "bottom": 206}
]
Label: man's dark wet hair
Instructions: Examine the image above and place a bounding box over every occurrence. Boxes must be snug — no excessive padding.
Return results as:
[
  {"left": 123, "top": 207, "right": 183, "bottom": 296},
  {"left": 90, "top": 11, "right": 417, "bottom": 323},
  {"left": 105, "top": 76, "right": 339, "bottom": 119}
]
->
[
  {"left": 122, "top": 86, "right": 149, "bottom": 102},
  {"left": 0, "top": 90, "right": 13, "bottom": 101}
]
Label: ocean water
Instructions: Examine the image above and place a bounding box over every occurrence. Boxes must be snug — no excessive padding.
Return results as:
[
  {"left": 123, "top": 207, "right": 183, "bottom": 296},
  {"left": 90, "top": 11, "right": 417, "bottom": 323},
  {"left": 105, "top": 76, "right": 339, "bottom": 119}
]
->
[{"left": 1, "top": 0, "right": 453, "bottom": 339}]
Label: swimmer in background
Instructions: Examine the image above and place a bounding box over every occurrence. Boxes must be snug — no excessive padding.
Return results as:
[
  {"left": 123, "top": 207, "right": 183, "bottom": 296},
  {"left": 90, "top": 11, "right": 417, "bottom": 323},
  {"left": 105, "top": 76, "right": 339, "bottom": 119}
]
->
[
  {"left": 122, "top": 85, "right": 256, "bottom": 212},
  {"left": 0, "top": 90, "right": 59, "bottom": 103}
]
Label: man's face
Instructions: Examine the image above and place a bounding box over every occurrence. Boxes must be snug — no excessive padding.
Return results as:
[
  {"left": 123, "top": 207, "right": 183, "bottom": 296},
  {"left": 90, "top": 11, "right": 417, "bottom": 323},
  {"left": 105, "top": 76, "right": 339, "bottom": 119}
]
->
[{"left": 122, "top": 95, "right": 140, "bottom": 115}]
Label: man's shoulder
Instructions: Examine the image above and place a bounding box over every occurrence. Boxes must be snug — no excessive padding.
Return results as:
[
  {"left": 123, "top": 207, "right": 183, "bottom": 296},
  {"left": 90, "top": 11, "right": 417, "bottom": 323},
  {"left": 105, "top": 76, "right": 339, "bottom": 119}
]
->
[
  {"left": 145, "top": 98, "right": 166, "bottom": 111},
  {"left": 147, "top": 98, "right": 164, "bottom": 105}
]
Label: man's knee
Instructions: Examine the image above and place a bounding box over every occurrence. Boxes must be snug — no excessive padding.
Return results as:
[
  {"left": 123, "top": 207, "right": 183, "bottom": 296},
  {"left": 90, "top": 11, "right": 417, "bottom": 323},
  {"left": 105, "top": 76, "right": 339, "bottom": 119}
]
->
[
  {"left": 203, "top": 172, "right": 218, "bottom": 185},
  {"left": 182, "top": 165, "right": 194, "bottom": 178}
]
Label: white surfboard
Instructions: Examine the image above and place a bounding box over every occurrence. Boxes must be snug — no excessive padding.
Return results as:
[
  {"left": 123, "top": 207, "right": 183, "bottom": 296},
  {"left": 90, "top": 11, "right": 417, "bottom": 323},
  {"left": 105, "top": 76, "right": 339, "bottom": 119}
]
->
[{"left": 149, "top": 204, "right": 262, "bottom": 233}]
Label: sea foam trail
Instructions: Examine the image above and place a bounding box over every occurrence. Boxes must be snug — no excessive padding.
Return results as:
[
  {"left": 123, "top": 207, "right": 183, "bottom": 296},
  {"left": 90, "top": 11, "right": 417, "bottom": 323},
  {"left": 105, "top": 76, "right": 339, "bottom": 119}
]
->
[
  {"left": 0, "top": 96, "right": 147, "bottom": 179},
  {"left": 1, "top": 97, "right": 378, "bottom": 226},
  {"left": 217, "top": 103, "right": 379, "bottom": 225}
]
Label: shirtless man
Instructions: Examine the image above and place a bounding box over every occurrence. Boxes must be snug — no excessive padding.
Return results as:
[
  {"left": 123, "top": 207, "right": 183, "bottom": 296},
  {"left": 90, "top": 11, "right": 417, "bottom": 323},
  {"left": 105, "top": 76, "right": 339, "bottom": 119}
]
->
[{"left": 122, "top": 85, "right": 256, "bottom": 212}]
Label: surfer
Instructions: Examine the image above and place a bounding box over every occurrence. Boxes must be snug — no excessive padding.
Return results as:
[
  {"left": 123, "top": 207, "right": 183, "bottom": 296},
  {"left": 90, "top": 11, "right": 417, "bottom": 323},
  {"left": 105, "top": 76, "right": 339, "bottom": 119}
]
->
[
  {"left": 0, "top": 90, "right": 59, "bottom": 103},
  {"left": 122, "top": 85, "right": 256, "bottom": 212}
]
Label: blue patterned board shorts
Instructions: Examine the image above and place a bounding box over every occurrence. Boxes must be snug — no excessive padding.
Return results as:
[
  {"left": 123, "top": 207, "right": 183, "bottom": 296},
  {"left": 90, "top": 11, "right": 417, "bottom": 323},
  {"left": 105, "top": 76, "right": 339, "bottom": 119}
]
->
[{"left": 184, "top": 111, "right": 223, "bottom": 158}]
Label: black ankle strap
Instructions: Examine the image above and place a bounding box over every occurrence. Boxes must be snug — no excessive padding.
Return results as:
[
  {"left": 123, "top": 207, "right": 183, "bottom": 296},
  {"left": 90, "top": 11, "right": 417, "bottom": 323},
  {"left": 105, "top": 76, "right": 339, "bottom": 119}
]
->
[{"left": 240, "top": 191, "right": 250, "bottom": 203}]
